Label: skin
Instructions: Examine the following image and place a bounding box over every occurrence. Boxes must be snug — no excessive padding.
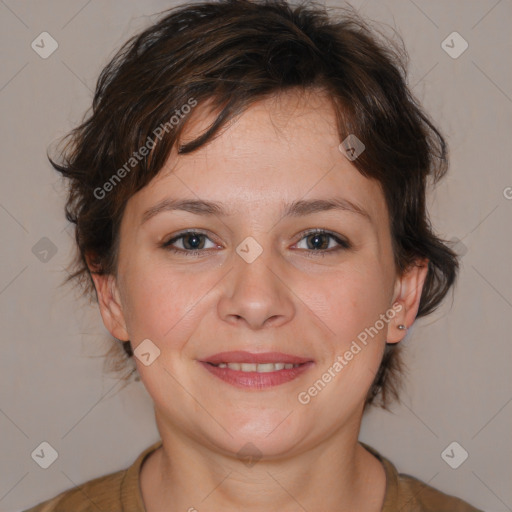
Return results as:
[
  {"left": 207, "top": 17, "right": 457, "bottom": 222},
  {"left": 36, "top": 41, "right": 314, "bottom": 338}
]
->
[{"left": 91, "top": 88, "right": 428, "bottom": 512}]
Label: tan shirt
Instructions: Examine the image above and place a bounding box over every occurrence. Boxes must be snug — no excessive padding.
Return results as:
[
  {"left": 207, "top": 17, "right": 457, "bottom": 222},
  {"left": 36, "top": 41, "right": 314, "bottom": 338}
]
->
[{"left": 23, "top": 440, "right": 483, "bottom": 512}]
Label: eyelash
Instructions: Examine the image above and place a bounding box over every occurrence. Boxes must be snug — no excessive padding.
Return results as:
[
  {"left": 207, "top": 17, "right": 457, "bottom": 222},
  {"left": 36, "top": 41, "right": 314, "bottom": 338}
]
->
[{"left": 161, "top": 228, "right": 351, "bottom": 257}]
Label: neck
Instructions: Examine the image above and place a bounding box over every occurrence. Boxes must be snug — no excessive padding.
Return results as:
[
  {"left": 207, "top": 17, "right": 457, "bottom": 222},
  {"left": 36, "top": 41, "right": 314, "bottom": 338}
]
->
[{"left": 140, "top": 412, "right": 386, "bottom": 512}]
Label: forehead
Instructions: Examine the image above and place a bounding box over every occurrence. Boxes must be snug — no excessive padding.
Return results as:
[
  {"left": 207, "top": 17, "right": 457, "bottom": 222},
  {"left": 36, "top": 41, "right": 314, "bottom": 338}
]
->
[{"left": 124, "top": 90, "right": 389, "bottom": 230}]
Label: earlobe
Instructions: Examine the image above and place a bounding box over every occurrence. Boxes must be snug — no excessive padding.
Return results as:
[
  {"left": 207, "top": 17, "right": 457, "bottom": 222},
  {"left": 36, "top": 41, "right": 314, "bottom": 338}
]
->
[
  {"left": 90, "top": 271, "right": 129, "bottom": 342},
  {"left": 387, "top": 259, "right": 429, "bottom": 344}
]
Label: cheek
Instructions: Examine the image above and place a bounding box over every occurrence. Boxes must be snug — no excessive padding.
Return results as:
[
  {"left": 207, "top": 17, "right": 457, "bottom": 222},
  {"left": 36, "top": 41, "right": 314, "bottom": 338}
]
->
[
  {"left": 305, "top": 260, "right": 392, "bottom": 339},
  {"left": 302, "top": 260, "right": 392, "bottom": 397},
  {"left": 120, "top": 258, "right": 201, "bottom": 343},
  {"left": 300, "top": 268, "right": 391, "bottom": 405}
]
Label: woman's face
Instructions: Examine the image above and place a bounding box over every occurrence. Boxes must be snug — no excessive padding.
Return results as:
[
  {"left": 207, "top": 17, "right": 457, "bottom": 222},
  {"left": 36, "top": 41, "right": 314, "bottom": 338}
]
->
[{"left": 96, "top": 90, "right": 424, "bottom": 458}]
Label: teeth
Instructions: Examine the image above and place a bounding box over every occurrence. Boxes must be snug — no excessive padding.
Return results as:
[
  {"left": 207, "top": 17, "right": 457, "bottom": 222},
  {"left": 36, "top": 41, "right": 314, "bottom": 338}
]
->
[{"left": 214, "top": 362, "right": 301, "bottom": 372}]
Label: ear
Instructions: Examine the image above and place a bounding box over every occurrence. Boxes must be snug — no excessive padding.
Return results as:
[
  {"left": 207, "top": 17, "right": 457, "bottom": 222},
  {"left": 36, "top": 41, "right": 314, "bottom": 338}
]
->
[
  {"left": 88, "top": 260, "right": 129, "bottom": 341},
  {"left": 386, "top": 258, "right": 429, "bottom": 344}
]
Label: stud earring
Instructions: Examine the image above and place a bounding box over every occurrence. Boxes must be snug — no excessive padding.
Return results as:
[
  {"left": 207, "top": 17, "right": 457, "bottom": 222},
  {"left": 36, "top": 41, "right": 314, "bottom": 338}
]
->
[{"left": 397, "top": 324, "right": 407, "bottom": 330}]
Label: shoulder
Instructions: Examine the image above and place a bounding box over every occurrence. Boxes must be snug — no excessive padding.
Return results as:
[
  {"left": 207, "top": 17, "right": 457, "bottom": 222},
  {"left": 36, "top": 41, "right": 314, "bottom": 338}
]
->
[
  {"left": 21, "top": 469, "right": 126, "bottom": 512},
  {"left": 22, "top": 440, "right": 162, "bottom": 512},
  {"left": 360, "top": 442, "right": 483, "bottom": 512},
  {"left": 395, "top": 472, "right": 484, "bottom": 512}
]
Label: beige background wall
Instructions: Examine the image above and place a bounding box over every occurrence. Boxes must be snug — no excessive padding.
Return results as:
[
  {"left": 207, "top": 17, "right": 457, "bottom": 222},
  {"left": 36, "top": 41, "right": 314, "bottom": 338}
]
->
[{"left": 1, "top": 1, "right": 510, "bottom": 511}]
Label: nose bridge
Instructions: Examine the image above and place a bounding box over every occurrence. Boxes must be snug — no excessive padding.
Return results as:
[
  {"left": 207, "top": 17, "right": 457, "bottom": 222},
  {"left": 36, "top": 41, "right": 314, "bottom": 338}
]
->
[
  {"left": 235, "top": 237, "right": 277, "bottom": 292},
  {"left": 218, "top": 234, "right": 294, "bottom": 329}
]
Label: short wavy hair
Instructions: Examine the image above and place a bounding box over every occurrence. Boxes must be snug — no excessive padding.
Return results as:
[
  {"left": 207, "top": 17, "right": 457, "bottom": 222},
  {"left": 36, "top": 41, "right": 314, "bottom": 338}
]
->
[{"left": 50, "top": 0, "right": 458, "bottom": 409}]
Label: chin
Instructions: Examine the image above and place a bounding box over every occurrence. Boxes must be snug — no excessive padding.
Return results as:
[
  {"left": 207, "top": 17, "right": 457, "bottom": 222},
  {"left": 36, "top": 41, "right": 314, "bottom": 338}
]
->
[{"left": 203, "top": 412, "right": 308, "bottom": 460}]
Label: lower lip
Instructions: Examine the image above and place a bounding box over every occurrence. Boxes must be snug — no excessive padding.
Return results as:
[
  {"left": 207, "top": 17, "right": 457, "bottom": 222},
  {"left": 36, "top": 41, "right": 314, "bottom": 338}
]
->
[{"left": 199, "top": 361, "right": 314, "bottom": 389}]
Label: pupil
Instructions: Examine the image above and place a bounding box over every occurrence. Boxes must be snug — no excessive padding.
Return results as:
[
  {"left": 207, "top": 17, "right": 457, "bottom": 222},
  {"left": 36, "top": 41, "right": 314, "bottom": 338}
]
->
[
  {"left": 185, "top": 234, "right": 203, "bottom": 249},
  {"left": 309, "top": 234, "right": 327, "bottom": 250}
]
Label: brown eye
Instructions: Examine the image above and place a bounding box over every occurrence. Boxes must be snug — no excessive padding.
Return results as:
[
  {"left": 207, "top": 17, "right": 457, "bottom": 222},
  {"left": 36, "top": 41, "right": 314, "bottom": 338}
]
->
[
  {"left": 295, "top": 229, "right": 350, "bottom": 254},
  {"left": 162, "top": 231, "right": 217, "bottom": 255},
  {"left": 178, "top": 233, "right": 206, "bottom": 250}
]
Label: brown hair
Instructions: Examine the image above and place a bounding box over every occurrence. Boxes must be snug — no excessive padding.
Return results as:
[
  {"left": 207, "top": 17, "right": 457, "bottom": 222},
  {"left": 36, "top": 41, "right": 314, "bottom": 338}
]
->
[{"left": 50, "top": 0, "right": 458, "bottom": 408}]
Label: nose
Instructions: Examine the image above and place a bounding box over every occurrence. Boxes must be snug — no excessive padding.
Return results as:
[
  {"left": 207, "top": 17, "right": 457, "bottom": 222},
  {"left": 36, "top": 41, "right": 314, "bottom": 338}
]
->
[{"left": 217, "top": 243, "right": 295, "bottom": 330}]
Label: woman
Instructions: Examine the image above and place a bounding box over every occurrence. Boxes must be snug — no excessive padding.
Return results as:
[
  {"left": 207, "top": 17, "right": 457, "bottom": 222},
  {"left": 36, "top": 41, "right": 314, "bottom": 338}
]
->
[{"left": 24, "top": 0, "right": 483, "bottom": 510}]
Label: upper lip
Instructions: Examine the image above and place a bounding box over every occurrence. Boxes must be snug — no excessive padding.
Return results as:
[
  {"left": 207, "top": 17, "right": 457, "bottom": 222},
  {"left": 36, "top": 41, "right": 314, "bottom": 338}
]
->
[{"left": 201, "top": 351, "right": 312, "bottom": 365}]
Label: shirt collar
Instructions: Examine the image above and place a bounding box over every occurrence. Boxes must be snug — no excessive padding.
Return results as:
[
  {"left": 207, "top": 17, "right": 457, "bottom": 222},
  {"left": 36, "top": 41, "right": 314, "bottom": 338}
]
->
[
  {"left": 121, "top": 439, "right": 163, "bottom": 511},
  {"left": 359, "top": 441, "right": 399, "bottom": 511}
]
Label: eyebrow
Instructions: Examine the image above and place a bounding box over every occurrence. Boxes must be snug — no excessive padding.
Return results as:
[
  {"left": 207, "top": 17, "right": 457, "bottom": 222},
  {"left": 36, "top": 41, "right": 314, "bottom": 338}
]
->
[{"left": 141, "top": 196, "right": 371, "bottom": 225}]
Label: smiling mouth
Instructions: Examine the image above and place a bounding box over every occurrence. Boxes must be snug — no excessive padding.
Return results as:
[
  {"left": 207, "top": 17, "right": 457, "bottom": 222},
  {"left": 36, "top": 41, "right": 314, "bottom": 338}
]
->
[
  {"left": 206, "top": 362, "right": 302, "bottom": 372},
  {"left": 199, "top": 352, "right": 314, "bottom": 389}
]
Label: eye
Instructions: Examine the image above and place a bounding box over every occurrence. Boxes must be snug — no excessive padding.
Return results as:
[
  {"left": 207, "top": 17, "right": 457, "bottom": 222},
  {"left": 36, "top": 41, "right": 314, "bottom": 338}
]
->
[
  {"left": 294, "top": 229, "right": 350, "bottom": 255},
  {"left": 161, "top": 228, "right": 350, "bottom": 257},
  {"left": 162, "top": 230, "right": 218, "bottom": 256}
]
